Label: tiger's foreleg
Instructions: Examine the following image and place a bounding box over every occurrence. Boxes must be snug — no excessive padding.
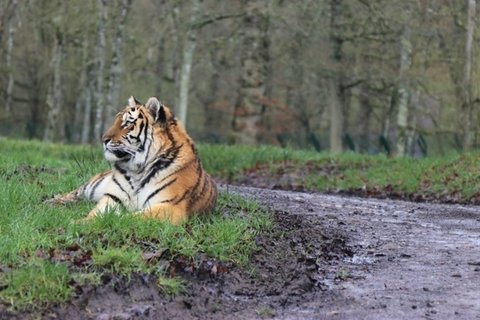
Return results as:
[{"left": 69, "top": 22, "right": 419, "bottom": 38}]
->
[
  {"left": 82, "top": 194, "right": 122, "bottom": 220},
  {"left": 44, "top": 188, "right": 84, "bottom": 206},
  {"left": 44, "top": 170, "right": 112, "bottom": 206},
  {"left": 136, "top": 204, "right": 188, "bottom": 225}
]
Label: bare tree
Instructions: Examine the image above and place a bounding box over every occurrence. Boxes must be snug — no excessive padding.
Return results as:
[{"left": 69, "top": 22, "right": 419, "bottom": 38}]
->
[
  {"left": 395, "top": 4, "right": 413, "bottom": 156},
  {"left": 462, "top": 0, "right": 476, "bottom": 150},
  {"left": 73, "top": 38, "right": 91, "bottom": 143},
  {"left": 328, "top": 0, "right": 345, "bottom": 153},
  {"left": 177, "top": 0, "right": 201, "bottom": 128},
  {"left": 81, "top": 85, "right": 93, "bottom": 144},
  {"left": 4, "top": 0, "right": 18, "bottom": 115},
  {"left": 200, "top": 47, "right": 223, "bottom": 141},
  {"left": 92, "top": 0, "right": 107, "bottom": 142},
  {"left": 43, "top": 25, "right": 64, "bottom": 142},
  {"left": 105, "top": 0, "right": 132, "bottom": 124},
  {"left": 232, "top": 0, "right": 270, "bottom": 145}
]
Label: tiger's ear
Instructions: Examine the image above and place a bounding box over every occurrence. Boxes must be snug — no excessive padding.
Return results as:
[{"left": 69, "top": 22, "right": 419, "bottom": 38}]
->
[
  {"left": 145, "top": 97, "right": 167, "bottom": 124},
  {"left": 128, "top": 96, "right": 141, "bottom": 107}
]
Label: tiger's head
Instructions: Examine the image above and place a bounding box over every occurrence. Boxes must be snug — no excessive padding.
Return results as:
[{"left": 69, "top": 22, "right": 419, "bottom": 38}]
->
[{"left": 102, "top": 96, "right": 178, "bottom": 168}]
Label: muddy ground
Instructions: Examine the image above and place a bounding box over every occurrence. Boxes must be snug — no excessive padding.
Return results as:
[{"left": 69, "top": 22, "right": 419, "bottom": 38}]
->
[{"left": 3, "top": 184, "right": 480, "bottom": 319}]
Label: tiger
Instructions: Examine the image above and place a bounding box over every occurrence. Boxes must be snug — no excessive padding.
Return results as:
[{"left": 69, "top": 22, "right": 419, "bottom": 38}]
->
[{"left": 46, "top": 96, "right": 217, "bottom": 224}]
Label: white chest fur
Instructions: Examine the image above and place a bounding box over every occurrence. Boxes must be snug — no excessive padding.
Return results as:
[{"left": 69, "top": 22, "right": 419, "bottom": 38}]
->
[{"left": 108, "top": 162, "right": 181, "bottom": 211}]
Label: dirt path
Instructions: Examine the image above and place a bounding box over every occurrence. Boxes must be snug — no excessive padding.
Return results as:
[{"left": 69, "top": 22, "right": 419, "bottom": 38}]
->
[{"left": 226, "top": 185, "right": 480, "bottom": 320}]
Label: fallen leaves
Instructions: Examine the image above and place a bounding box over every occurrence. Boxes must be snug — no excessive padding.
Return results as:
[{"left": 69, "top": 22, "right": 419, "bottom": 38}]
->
[{"left": 34, "top": 244, "right": 93, "bottom": 268}]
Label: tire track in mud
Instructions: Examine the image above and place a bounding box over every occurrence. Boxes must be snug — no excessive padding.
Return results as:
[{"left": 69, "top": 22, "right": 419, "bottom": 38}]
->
[{"left": 227, "top": 185, "right": 480, "bottom": 320}]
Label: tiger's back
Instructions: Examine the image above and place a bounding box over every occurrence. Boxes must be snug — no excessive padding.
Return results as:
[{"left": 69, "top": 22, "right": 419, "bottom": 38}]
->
[{"left": 47, "top": 96, "right": 217, "bottom": 224}]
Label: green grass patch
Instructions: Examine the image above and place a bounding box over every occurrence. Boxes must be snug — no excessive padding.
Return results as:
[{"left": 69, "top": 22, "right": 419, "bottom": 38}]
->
[
  {"left": 0, "top": 260, "right": 72, "bottom": 309},
  {"left": 0, "top": 138, "right": 272, "bottom": 309},
  {"left": 199, "top": 143, "right": 322, "bottom": 179},
  {"left": 156, "top": 276, "right": 186, "bottom": 296},
  {"left": 92, "top": 247, "right": 144, "bottom": 276},
  {"left": 199, "top": 143, "right": 480, "bottom": 202}
]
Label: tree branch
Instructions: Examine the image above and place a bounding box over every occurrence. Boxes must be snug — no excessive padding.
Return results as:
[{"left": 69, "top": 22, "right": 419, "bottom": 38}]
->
[{"left": 190, "top": 13, "right": 245, "bottom": 30}]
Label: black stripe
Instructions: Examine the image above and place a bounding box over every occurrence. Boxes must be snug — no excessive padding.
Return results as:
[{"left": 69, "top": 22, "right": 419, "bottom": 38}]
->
[
  {"left": 142, "top": 178, "right": 177, "bottom": 207},
  {"left": 89, "top": 172, "right": 109, "bottom": 199},
  {"left": 205, "top": 177, "right": 217, "bottom": 208},
  {"left": 139, "top": 117, "right": 149, "bottom": 152},
  {"left": 188, "top": 138, "right": 198, "bottom": 156},
  {"left": 112, "top": 175, "right": 131, "bottom": 200},
  {"left": 114, "top": 165, "right": 128, "bottom": 179},
  {"left": 143, "top": 136, "right": 152, "bottom": 159},
  {"left": 160, "top": 197, "right": 177, "bottom": 203},
  {"left": 135, "top": 136, "right": 152, "bottom": 176},
  {"left": 188, "top": 170, "right": 208, "bottom": 207},
  {"left": 194, "top": 177, "right": 215, "bottom": 213},
  {"left": 174, "top": 163, "right": 203, "bottom": 205},
  {"left": 140, "top": 158, "right": 171, "bottom": 188},
  {"left": 165, "top": 125, "right": 175, "bottom": 146},
  {"left": 139, "top": 144, "right": 182, "bottom": 189},
  {"left": 132, "top": 121, "right": 145, "bottom": 141},
  {"left": 114, "top": 164, "right": 133, "bottom": 189},
  {"left": 202, "top": 177, "right": 217, "bottom": 211},
  {"left": 105, "top": 193, "right": 122, "bottom": 205},
  {"left": 158, "top": 158, "right": 195, "bottom": 185}
]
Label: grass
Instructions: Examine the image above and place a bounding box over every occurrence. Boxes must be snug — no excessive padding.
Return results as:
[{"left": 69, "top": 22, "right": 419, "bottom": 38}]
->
[
  {"left": 0, "top": 138, "right": 272, "bottom": 309},
  {"left": 156, "top": 276, "right": 186, "bottom": 296},
  {"left": 200, "top": 144, "right": 480, "bottom": 202},
  {"left": 0, "top": 260, "right": 72, "bottom": 308},
  {"left": 199, "top": 143, "right": 322, "bottom": 179}
]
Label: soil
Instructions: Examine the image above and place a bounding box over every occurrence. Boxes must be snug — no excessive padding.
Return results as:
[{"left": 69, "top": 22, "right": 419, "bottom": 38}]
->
[{"left": 3, "top": 184, "right": 480, "bottom": 319}]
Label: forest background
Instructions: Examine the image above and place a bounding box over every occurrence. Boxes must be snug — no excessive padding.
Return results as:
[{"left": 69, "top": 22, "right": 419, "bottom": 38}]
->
[{"left": 0, "top": 0, "right": 478, "bottom": 157}]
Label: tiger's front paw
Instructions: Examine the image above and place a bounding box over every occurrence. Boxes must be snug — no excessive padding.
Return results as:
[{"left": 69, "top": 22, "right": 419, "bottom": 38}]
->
[
  {"left": 74, "top": 213, "right": 96, "bottom": 224},
  {"left": 43, "top": 195, "right": 70, "bottom": 206}
]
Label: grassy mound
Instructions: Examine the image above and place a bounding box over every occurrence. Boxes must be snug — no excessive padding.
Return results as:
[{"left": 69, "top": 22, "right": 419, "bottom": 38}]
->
[{"left": 0, "top": 138, "right": 271, "bottom": 309}]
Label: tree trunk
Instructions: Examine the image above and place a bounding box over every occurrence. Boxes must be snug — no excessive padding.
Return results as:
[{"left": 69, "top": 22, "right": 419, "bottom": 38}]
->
[
  {"left": 201, "top": 49, "right": 223, "bottom": 141},
  {"left": 105, "top": 0, "right": 131, "bottom": 124},
  {"left": 358, "top": 88, "right": 372, "bottom": 153},
  {"left": 329, "top": 80, "right": 343, "bottom": 153},
  {"left": 26, "top": 69, "right": 41, "bottom": 139},
  {"left": 328, "top": 0, "right": 345, "bottom": 153},
  {"left": 73, "top": 38, "right": 90, "bottom": 143},
  {"left": 43, "top": 30, "right": 64, "bottom": 142},
  {"left": 395, "top": 9, "right": 413, "bottom": 157},
  {"left": 4, "top": 0, "right": 17, "bottom": 116},
  {"left": 177, "top": 0, "right": 200, "bottom": 128},
  {"left": 287, "top": 33, "right": 310, "bottom": 147},
  {"left": 81, "top": 85, "right": 93, "bottom": 144},
  {"left": 232, "top": 0, "right": 270, "bottom": 145},
  {"left": 170, "top": 2, "right": 181, "bottom": 108},
  {"left": 406, "top": 89, "right": 419, "bottom": 155},
  {"left": 462, "top": 0, "right": 476, "bottom": 150},
  {"left": 93, "top": 0, "right": 107, "bottom": 142},
  {"left": 154, "top": 35, "right": 165, "bottom": 97}
]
